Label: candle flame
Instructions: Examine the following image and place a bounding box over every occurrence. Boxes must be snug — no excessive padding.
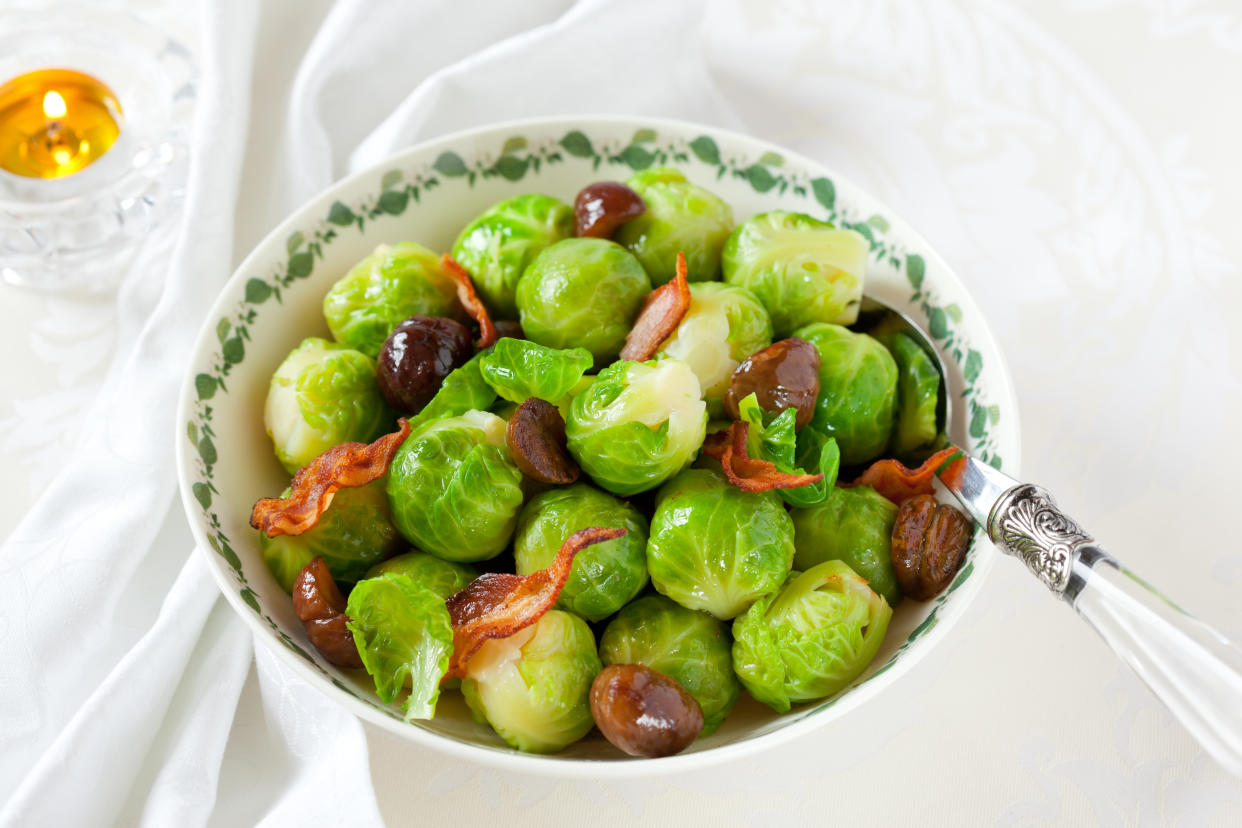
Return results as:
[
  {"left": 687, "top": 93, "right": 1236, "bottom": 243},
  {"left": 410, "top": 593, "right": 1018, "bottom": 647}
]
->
[{"left": 43, "top": 90, "right": 67, "bottom": 120}]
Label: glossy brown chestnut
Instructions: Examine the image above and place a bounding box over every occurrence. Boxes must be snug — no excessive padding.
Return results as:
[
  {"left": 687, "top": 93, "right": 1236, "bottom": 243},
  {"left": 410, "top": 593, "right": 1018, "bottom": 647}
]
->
[
  {"left": 590, "top": 664, "right": 703, "bottom": 758},
  {"left": 573, "top": 181, "right": 645, "bottom": 239},
  {"left": 724, "top": 338, "right": 821, "bottom": 429},
  {"left": 376, "top": 315, "right": 473, "bottom": 414},
  {"left": 890, "top": 494, "right": 972, "bottom": 600},
  {"left": 505, "top": 398, "right": 580, "bottom": 485},
  {"left": 292, "top": 556, "right": 363, "bottom": 668}
]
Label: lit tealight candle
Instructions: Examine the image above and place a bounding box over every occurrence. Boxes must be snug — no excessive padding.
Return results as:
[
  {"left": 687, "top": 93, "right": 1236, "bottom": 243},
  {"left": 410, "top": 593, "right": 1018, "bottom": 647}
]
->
[{"left": 0, "top": 68, "right": 123, "bottom": 179}]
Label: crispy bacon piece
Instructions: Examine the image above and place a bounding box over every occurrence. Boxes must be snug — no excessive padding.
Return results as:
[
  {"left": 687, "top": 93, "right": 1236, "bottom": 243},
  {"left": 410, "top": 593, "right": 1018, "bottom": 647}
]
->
[
  {"left": 441, "top": 254, "right": 498, "bottom": 348},
  {"left": 843, "top": 447, "right": 962, "bottom": 504},
  {"left": 445, "top": 526, "right": 626, "bottom": 678},
  {"left": 250, "top": 419, "right": 411, "bottom": 538},
  {"left": 702, "top": 421, "right": 824, "bottom": 493},
  {"left": 619, "top": 251, "right": 692, "bottom": 362}
]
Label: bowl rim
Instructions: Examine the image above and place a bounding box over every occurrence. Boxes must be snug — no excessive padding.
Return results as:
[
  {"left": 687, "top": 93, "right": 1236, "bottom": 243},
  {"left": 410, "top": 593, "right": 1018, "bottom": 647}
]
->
[{"left": 175, "top": 114, "right": 1021, "bottom": 777}]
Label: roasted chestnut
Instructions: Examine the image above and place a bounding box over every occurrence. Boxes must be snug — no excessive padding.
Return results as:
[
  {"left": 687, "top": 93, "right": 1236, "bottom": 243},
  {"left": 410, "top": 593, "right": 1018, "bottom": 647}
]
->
[
  {"left": 292, "top": 556, "right": 363, "bottom": 668},
  {"left": 376, "top": 315, "right": 473, "bottom": 414},
  {"left": 890, "top": 494, "right": 971, "bottom": 600},
  {"left": 723, "top": 338, "right": 821, "bottom": 429},
  {"left": 590, "top": 663, "right": 703, "bottom": 757},
  {"left": 573, "top": 181, "right": 646, "bottom": 239}
]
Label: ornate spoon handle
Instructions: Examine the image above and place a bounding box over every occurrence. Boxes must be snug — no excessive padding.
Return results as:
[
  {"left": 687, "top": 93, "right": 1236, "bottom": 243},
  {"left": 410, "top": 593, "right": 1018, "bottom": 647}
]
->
[{"left": 990, "top": 484, "right": 1242, "bottom": 776}]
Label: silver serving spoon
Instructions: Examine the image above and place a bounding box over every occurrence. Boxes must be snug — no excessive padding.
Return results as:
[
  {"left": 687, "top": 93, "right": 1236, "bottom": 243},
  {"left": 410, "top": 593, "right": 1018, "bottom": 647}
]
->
[{"left": 862, "top": 296, "right": 1242, "bottom": 777}]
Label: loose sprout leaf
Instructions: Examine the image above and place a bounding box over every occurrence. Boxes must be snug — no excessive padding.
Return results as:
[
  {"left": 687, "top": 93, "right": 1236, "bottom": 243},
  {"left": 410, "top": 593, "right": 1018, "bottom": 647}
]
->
[
  {"left": 478, "top": 338, "right": 592, "bottom": 405},
  {"left": 444, "top": 526, "right": 626, "bottom": 678},
  {"left": 844, "top": 446, "right": 962, "bottom": 504},
  {"left": 441, "top": 254, "right": 499, "bottom": 348},
  {"left": 619, "top": 251, "right": 692, "bottom": 362},
  {"left": 703, "top": 420, "right": 823, "bottom": 493},
  {"left": 251, "top": 419, "right": 411, "bottom": 537}
]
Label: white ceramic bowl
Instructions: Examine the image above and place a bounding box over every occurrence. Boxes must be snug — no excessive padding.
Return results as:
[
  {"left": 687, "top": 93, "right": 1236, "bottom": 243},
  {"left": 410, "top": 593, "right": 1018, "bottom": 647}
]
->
[{"left": 176, "top": 116, "right": 1019, "bottom": 775}]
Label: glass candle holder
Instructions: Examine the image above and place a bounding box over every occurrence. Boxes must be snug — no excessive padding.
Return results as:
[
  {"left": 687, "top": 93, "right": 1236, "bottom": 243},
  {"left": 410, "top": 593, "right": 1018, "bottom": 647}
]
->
[{"left": 0, "top": 6, "right": 196, "bottom": 294}]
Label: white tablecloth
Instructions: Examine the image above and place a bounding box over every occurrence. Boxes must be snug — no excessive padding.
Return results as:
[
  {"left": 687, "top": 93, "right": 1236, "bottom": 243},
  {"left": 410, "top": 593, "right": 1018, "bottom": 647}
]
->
[{"left": 3, "top": 0, "right": 1242, "bottom": 824}]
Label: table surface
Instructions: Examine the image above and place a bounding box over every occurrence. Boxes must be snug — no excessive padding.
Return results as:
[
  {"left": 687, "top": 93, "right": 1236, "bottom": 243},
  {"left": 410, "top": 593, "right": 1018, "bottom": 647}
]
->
[{"left": 4, "top": 1, "right": 1242, "bottom": 824}]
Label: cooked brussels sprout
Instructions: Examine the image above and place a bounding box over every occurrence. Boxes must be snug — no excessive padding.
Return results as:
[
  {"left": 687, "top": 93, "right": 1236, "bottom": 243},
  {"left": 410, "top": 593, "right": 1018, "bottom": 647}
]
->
[
  {"left": 647, "top": 468, "right": 795, "bottom": 620},
  {"left": 365, "top": 551, "right": 477, "bottom": 598},
  {"left": 461, "top": 610, "right": 600, "bottom": 753},
  {"left": 346, "top": 573, "right": 453, "bottom": 720},
  {"left": 656, "top": 282, "right": 772, "bottom": 416},
  {"left": 323, "top": 242, "right": 460, "bottom": 357},
  {"left": 732, "top": 560, "right": 892, "bottom": 713},
  {"left": 514, "top": 484, "right": 648, "bottom": 622},
  {"left": 881, "top": 331, "right": 940, "bottom": 455},
  {"left": 794, "top": 323, "right": 897, "bottom": 465},
  {"left": 791, "top": 485, "right": 900, "bottom": 606},
  {"left": 451, "top": 194, "right": 573, "bottom": 318},
  {"left": 599, "top": 595, "right": 739, "bottom": 735},
  {"left": 264, "top": 337, "right": 394, "bottom": 473},
  {"left": 386, "top": 410, "right": 524, "bottom": 561},
  {"left": 565, "top": 359, "right": 707, "bottom": 496},
  {"left": 732, "top": 392, "right": 841, "bottom": 509},
  {"left": 260, "top": 479, "right": 401, "bottom": 592},
  {"left": 614, "top": 167, "right": 734, "bottom": 285},
  {"left": 515, "top": 237, "right": 651, "bottom": 366},
  {"left": 478, "top": 337, "right": 593, "bottom": 406},
  {"left": 722, "top": 211, "right": 869, "bottom": 336}
]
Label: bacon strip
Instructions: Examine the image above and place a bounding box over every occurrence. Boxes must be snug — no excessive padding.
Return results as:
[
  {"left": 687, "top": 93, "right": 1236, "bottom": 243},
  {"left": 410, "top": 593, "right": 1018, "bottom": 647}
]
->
[
  {"left": 619, "top": 251, "right": 692, "bottom": 362},
  {"left": 442, "top": 254, "right": 498, "bottom": 348},
  {"left": 445, "top": 526, "right": 626, "bottom": 678},
  {"left": 250, "top": 419, "right": 411, "bottom": 537},
  {"left": 843, "top": 446, "right": 962, "bottom": 504},
  {"left": 702, "top": 421, "right": 824, "bottom": 493}
]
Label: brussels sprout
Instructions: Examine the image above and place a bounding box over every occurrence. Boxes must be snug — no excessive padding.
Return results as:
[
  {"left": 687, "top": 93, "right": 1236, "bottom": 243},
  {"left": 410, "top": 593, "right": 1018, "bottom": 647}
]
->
[
  {"left": 794, "top": 323, "right": 897, "bottom": 465},
  {"left": 646, "top": 468, "right": 795, "bottom": 620},
  {"left": 387, "top": 410, "right": 524, "bottom": 561},
  {"left": 722, "top": 211, "right": 870, "bottom": 336},
  {"left": 732, "top": 561, "right": 892, "bottom": 713},
  {"left": 461, "top": 610, "right": 600, "bottom": 753},
  {"left": 451, "top": 194, "right": 573, "bottom": 318},
  {"left": 406, "top": 349, "right": 497, "bottom": 436},
  {"left": 614, "top": 167, "right": 734, "bottom": 285},
  {"left": 346, "top": 573, "right": 453, "bottom": 720},
  {"left": 881, "top": 331, "right": 940, "bottom": 455},
  {"left": 514, "top": 484, "right": 648, "bottom": 622},
  {"left": 515, "top": 237, "right": 651, "bottom": 367},
  {"left": 365, "top": 551, "right": 477, "bottom": 598},
  {"left": 656, "top": 282, "right": 772, "bottom": 415},
  {"left": 264, "top": 337, "right": 394, "bottom": 473},
  {"left": 791, "top": 485, "right": 900, "bottom": 606},
  {"left": 478, "top": 338, "right": 593, "bottom": 406},
  {"left": 323, "top": 242, "right": 460, "bottom": 357},
  {"left": 565, "top": 359, "right": 707, "bottom": 496},
  {"left": 260, "top": 480, "right": 402, "bottom": 592},
  {"left": 598, "top": 595, "right": 740, "bottom": 735},
  {"left": 731, "top": 393, "right": 840, "bottom": 509}
]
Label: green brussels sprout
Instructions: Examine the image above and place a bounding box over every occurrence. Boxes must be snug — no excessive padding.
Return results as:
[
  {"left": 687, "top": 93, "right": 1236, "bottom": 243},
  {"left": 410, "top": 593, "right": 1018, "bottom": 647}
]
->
[
  {"left": 264, "top": 337, "right": 394, "bottom": 473},
  {"left": 514, "top": 484, "right": 648, "bottom": 622},
  {"left": 732, "top": 393, "right": 841, "bottom": 509},
  {"left": 406, "top": 349, "right": 497, "bottom": 436},
  {"left": 656, "top": 282, "right": 772, "bottom": 415},
  {"left": 461, "top": 610, "right": 600, "bottom": 753},
  {"left": 386, "top": 410, "right": 524, "bottom": 562},
  {"left": 478, "top": 337, "right": 593, "bottom": 406},
  {"left": 451, "top": 194, "right": 574, "bottom": 318},
  {"left": 346, "top": 573, "right": 453, "bottom": 720},
  {"left": 515, "top": 237, "right": 651, "bottom": 366},
  {"left": 565, "top": 359, "right": 707, "bottom": 496},
  {"left": 599, "top": 595, "right": 740, "bottom": 735},
  {"left": 260, "top": 479, "right": 402, "bottom": 592},
  {"left": 732, "top": 561, "right": 892, "bottom": 713},
  {"left": 323, "top": 242, "right": 460, "bottom": 357},
  {"left": 791, "top": 485, "right": 900, "bottom": 606},
  {"left": 722, "top": 211, "right": 870, "bottom": 337},
  {"left": 365, "top": 551, "right": 477, "bottom": 598},
  {"left": 794, "top": 323, "right": 897, "bottom": 465},
  {"left": 614, "top": 167, "right": 734, "bottom": 285},
  {"left": 880, "top": 331, "right": 940, "bottom": 455},
  {"left": 646, "top": 468, "right": 795, "bottom": 620}
]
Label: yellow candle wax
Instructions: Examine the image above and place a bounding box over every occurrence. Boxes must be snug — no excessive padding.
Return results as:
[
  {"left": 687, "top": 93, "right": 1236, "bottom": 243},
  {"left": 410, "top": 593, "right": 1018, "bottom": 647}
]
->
[{"left": 0, "top": 68, "right": 123, "bottom": 179}]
